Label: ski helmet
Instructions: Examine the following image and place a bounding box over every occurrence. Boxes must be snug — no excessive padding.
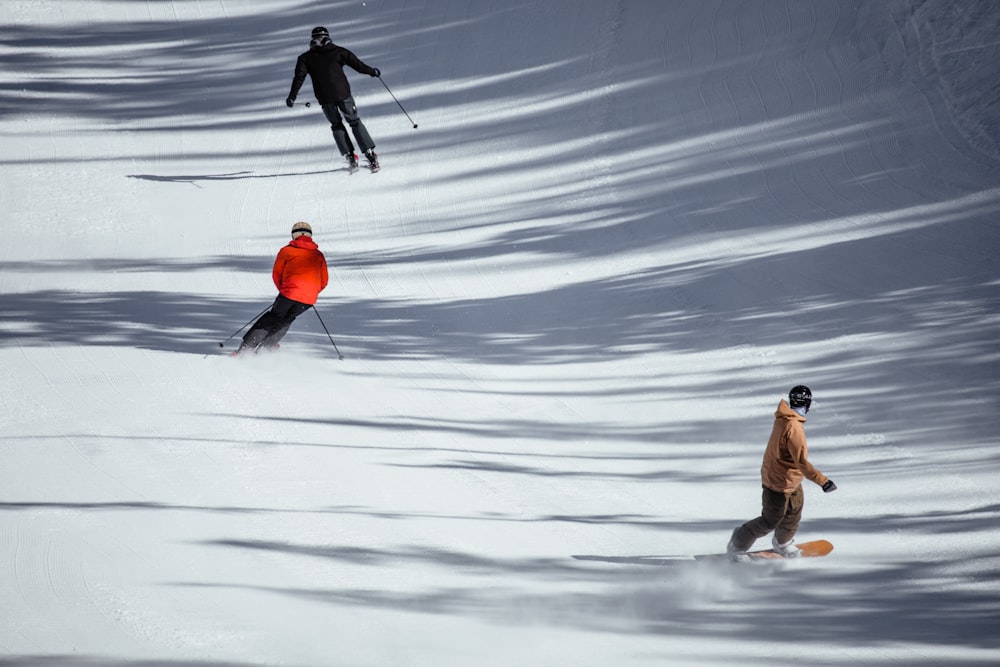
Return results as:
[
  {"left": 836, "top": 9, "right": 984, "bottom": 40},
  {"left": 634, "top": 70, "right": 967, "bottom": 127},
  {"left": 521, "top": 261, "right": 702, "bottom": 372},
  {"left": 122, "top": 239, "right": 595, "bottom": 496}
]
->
[
  {"left": 310, "top": 26, "right": 331, "bottom": 48},
  {"left": 788, "top": 385, "right": 812, "bottom": 411},
  {"left": 291, "top": 221, "right": 313, "bottom": 238}
]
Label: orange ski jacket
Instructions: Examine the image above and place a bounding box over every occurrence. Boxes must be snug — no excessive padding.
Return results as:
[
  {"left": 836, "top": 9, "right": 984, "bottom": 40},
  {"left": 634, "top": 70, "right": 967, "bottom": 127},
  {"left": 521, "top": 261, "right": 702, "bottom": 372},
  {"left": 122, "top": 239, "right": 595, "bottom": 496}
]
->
[
  {"left": 272, "top": 236, "right": 329, "bottom": 305},
  {"left": 760, "top": 399, "right": 829, "bottom": 494}
]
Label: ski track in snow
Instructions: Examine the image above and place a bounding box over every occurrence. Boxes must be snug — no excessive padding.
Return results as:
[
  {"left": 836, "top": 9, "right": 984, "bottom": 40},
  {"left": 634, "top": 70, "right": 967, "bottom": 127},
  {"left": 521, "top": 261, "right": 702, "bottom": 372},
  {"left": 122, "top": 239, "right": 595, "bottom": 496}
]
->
[{"left": 2, "top": 0, "right": 999, "bottom": 665}]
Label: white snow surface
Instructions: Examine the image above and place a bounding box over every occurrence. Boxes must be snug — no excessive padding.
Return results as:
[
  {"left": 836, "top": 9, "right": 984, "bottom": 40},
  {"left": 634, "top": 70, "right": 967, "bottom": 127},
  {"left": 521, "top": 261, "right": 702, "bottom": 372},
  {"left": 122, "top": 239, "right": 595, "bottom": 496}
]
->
[{"left": 2, "top": 1, "right": 999, "bottom": 665}]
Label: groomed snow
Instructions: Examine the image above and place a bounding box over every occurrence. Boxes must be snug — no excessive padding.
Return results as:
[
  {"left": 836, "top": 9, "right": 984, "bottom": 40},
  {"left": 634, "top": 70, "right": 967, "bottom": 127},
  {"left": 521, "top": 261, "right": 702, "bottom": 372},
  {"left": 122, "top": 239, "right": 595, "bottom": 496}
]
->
[{"left": 1, "top": 1, "right": 998, "bottom": 665}]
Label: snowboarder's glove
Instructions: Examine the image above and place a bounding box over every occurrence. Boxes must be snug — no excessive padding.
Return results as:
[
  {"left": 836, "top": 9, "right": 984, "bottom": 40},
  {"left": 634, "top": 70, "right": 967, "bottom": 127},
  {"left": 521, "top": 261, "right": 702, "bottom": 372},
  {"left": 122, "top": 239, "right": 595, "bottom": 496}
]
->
[
  {"left": 822, "top": 480, "right": 837, "bottom": 493},
  {"left": 371, "top": 67, "right": 381, "bottom": 78},
  {"left": 285, "top": 97, "right": 295, "bottom": 108}
]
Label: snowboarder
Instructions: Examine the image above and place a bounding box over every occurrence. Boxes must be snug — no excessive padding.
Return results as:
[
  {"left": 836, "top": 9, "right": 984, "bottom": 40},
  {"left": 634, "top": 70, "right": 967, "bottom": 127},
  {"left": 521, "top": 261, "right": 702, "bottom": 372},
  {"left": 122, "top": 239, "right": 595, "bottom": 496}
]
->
[
  {"left": 286, "top": 26, "right": 381, "bottom": 172},
  {"left": 234, "top": 222, "right": 329, "bottom": 356},
  {"left": 726, "top": 385, "right": 837, "bottom": 561}
]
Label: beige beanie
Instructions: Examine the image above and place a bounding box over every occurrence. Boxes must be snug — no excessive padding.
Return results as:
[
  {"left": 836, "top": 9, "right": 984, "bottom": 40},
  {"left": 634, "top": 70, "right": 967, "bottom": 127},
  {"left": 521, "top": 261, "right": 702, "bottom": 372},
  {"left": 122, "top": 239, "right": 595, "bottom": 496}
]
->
[{"left": 291, "top": 221, "right": 313, "bottom": 237}]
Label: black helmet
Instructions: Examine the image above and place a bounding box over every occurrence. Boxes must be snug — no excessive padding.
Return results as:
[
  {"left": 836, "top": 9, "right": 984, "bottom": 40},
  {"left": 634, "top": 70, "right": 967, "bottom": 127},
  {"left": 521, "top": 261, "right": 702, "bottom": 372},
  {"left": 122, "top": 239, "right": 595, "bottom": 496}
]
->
[
  {"left": 788, "top": 385, "right": 812, "bottom": 411},
  {"left": 310, "top": 26, "right": 332, "bottom": 49}
]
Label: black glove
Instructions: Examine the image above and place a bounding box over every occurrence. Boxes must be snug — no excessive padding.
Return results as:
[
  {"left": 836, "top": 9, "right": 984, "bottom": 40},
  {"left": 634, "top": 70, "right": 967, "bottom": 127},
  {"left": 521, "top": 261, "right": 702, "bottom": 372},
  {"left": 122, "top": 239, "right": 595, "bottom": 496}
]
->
[
  {"left": 822, "top": 480, "right": 837, "bottom": 493},
  {"left": 370, "top": 67, "right": 381, "bottom": 78},
  {"left": 285, "top": 97, "right": 295, "bottom": 108}
]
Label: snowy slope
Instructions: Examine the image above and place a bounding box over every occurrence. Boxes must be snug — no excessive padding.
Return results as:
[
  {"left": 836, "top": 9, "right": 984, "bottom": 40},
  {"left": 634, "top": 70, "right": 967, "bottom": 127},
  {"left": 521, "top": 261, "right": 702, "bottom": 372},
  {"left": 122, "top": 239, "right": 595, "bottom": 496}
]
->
[{"left": 2, "top": 1, "right": 999, "bottom": 665}]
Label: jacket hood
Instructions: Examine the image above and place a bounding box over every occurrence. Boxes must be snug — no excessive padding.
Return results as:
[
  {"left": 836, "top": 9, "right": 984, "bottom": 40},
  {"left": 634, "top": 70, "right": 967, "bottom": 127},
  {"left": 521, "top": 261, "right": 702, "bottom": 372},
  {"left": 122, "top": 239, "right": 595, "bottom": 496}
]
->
[
  {"left": 289, "top": 236, "right": 319, "bottom": 250},
  {"left": 775, "top": 399, "right": 806, "bottom": 423}
]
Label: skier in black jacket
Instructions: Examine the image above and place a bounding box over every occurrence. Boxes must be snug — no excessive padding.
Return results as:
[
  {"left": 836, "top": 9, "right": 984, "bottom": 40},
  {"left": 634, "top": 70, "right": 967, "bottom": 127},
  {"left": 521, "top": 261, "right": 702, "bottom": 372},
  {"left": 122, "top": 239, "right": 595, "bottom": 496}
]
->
[{"left": 287, "top": 26, "right": 381, "bottom": 171}]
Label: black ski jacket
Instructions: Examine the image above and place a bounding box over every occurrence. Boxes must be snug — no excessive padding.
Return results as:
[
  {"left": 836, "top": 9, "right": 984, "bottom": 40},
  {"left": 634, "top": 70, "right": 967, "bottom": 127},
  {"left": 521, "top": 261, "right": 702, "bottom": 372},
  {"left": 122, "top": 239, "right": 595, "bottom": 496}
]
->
[{"left": 288, "top": 43, "right": 376, "bottom": 104}]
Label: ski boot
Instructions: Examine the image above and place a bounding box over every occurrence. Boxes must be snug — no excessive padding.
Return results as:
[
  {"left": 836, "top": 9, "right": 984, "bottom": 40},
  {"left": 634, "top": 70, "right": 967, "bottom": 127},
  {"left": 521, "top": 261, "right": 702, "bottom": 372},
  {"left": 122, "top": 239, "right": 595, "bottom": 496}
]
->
[{"left": 364, "top": 148, "right": 380, "bottom": 173}]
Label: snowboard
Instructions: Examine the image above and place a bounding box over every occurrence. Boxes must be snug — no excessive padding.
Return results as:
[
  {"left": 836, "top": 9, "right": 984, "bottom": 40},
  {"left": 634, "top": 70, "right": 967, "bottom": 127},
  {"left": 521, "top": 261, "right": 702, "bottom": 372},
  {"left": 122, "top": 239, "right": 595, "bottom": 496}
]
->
[
  {"left": 696, "top": 539, "right": 833, "bottom": 561},
  {"left": 570, "top": 539, "right": 833, "bottom": 566}
]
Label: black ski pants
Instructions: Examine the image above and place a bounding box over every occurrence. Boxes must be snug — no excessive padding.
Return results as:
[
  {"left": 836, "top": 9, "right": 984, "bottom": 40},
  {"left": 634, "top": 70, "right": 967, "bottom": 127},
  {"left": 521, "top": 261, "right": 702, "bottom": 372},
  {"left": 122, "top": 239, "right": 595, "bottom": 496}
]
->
[
  {"left": 322, "top": 96, "right": 375, "bottom": 156},
  {"left": 239, "top": 294, "right": 312, "bottom": 353}
]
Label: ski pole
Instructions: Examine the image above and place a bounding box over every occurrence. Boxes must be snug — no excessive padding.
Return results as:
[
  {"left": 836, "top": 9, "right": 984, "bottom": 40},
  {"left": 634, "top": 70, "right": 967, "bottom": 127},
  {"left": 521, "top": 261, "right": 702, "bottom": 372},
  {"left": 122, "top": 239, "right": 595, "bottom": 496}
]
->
[
  {"left": 218, "top": 306, "right": 270, "bottom": 348},
  {"left": 378, "top": 76, "right": 418, "bottom": 129},
  {"left": 312, "top": 306, "right": 344, "bottom": 360}
]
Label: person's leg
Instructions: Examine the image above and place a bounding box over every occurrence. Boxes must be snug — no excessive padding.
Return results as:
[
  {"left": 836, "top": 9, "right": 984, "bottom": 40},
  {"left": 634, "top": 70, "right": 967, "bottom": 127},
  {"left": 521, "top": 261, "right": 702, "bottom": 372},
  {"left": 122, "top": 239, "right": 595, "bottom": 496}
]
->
[
  {"left": 321, "top": 104, "right": 354, "bottom": 156},
  {"left": 729, "top": 486, "right": 789, "bottom": 552},
  {"left": 774, "top": 485, "right": 804, "bottom": 545},
  {"left": 259, "top": 300, "right": 312, "bottom": 349},
  {"left": 238, "top": 296, "right": 298, "bottom": 353},
  {"left": 337, "top": 96, "right": 375, "bottom": 153}
]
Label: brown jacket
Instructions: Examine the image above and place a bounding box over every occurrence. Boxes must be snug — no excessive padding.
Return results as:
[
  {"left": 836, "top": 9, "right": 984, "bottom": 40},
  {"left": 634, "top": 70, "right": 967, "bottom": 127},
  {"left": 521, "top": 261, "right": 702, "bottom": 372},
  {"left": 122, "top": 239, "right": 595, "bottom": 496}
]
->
[{"left": 760, "top": 400, "right": 829, "bottom": 493}]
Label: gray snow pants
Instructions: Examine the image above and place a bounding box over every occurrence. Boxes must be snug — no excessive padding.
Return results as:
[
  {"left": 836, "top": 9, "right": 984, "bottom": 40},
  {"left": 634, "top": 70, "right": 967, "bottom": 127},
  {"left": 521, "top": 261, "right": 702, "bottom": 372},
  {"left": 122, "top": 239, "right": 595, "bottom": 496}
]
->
[{"left": 322, "top": 96, "right": 375, "bottom": 156}]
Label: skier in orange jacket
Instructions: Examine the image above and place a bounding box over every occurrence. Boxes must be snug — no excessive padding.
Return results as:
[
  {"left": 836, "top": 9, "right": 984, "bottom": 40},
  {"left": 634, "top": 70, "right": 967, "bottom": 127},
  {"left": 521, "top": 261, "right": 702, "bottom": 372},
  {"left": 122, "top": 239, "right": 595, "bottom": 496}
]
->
[{"left": 235, "top": 222, "right": 329, "bottom": 355}]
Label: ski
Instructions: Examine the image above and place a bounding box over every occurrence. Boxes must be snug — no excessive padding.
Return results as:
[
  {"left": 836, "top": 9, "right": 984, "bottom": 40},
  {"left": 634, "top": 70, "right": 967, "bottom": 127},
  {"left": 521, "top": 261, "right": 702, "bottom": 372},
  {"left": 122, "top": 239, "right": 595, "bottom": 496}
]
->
[{"left": 342, "top": 152, "right": 378, "bottom": 173}]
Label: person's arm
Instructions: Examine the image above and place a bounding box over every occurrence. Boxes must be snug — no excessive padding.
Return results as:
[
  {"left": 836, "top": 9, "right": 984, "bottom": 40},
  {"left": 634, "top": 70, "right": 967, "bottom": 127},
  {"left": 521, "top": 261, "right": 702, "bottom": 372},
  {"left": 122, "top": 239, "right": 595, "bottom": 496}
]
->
[
  {"left": 272, "top": 250, "right": 288, "bottom": 290},
  {"left": 287, "top": 56, "right": 308, "bottom": 102},
  {"left": 788, "top": 427, "right": 829, "bottom": 487},
  {"left": 341, "top": 48, "right": 378, "bottom": 77},
  {"left": 319, "top": 257, "right": 329, "bottom": 293}
]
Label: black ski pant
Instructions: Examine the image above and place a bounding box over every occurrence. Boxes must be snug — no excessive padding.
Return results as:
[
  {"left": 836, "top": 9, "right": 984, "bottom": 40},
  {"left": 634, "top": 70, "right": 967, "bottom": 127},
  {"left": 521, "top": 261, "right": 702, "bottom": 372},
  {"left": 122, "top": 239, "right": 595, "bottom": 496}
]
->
[
  {"left": 322, "top": 96, "right": 375, "bottom": 156},
  {"left": 239, "top": 295, "right": 312, "bottom": 353},
  {"left": 729, "top": 485, "right": 804, "bottom": 551}
]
